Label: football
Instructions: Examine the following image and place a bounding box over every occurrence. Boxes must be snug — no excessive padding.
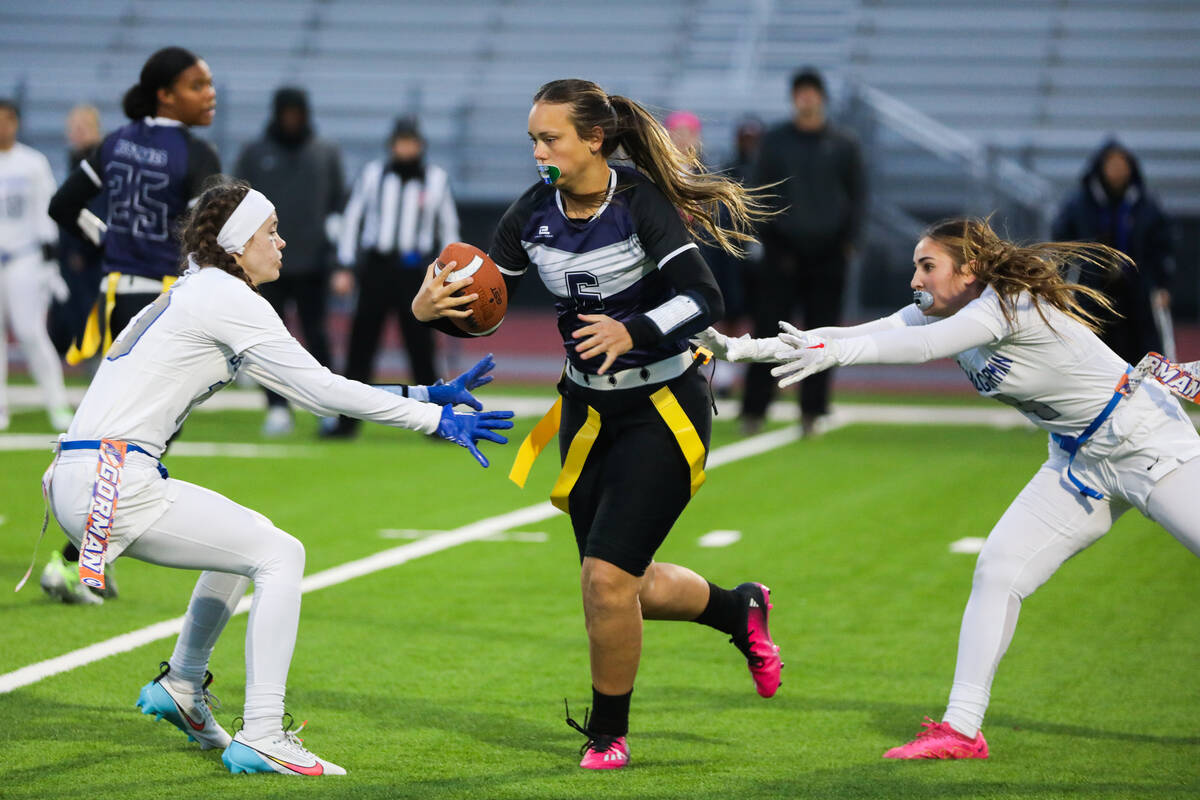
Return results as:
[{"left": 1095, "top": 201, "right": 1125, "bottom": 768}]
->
[{"left": 435, "top": 242, "right": 508, "bottom": 335}]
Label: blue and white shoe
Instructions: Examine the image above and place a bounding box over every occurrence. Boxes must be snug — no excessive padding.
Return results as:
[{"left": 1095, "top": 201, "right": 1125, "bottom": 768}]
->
[
  {"left": 222, "top": 722, "right": 346, "bottom": 776},
  {"left": 135, "top": 662, "right": 232, "bottom": 750}
]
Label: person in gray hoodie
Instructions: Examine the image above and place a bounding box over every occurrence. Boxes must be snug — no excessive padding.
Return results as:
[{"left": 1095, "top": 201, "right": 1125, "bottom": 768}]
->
[{"left": 235, "top": 87, "right": 345, "bottom": 435}]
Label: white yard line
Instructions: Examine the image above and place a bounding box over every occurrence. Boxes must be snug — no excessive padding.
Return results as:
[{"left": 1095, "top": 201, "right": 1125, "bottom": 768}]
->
[{"left": 0, "top": 424, "right": 801, "bottom": 694}]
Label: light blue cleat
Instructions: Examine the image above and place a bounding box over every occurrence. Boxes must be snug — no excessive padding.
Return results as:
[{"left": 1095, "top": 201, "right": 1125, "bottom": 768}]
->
[
  {"left": 221, "top": 723, "right": 346, "bottom": 776},
  {"left": 135, "top": 662, "right": 231, "bottom": 750}
]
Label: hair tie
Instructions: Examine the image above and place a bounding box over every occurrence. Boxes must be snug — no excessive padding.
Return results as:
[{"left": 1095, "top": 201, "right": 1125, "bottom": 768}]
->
[{"left": 216, "top": 189, "right": 274, "bottom": 254}]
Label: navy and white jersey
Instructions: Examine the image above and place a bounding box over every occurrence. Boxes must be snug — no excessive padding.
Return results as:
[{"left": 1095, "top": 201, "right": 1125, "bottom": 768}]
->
[
  {"left": 51, "top": 118, "right": 220, "bottom": 280},
  {"left": 491, "top": 166, "right": 722, "bottom": 374}
]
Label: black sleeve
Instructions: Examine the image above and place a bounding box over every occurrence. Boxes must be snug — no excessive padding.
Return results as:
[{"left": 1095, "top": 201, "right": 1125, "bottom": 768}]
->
[
  {"left": 184, "top": 137, "right": 222, "bottom": 201},
  {"left": 624, "top": 245, "right": 724, "bottom": 347},
  {"left": 1142, "top": 202, "right": 1175, "bottom": 291},
  {"left": 48, "top": 166, "right": 102, "bottom": 238},
  {"left": 619, "top": 181, "right": 724, "bottom": 347}
]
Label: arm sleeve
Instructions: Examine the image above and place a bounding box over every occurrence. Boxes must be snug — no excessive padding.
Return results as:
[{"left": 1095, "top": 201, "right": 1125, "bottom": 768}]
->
[
  {"left": 1143, "top": 203, "right": 1175, "bottom": 291},
  {"left": 240, "top": 337, "right": 442, "bottom": 433},
  {"left": 624, "top": 246, "right": 724, "bottom": 346},
  {"left": 621, "top": 184, "right": 724, "bottom": 346},
  {"left": 810, "top": 304, "right": 928, "bottom": 339},
  {"left": 831, "top": 310, "right": 998, "bottom": 366},
  {"left": 33, "top": 152, "right": 58, "bottom": 245},
  {"left": 47, "top": 151, "right": 104, "bottom": 236},
  {"left": 184, "top": 139, "right": 221, "bottom": 205},
  {"left": 326, "top": 144, "right": 346, "bottom": 217}
]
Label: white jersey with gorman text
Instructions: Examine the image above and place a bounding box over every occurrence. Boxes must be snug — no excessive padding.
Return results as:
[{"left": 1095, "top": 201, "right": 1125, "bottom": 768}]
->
[
  {"left": 0, "top": 142, "right": 57, "bottom": 254},
  {"left": 67, "top": 266, "right": 441, "bottom": 454},
  {"left": 944, "top": 287, "right": 1127, "bottom": 434}
]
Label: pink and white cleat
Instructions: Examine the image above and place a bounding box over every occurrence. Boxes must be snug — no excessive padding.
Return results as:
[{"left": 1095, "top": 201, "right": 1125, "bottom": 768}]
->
[
  {"left": 883, "top": 717, "right": 989, "bottom": 760},
  {"left": 734, "top": 582, "right": 782, "bottom": 698},
  {"left": 565, "top": 702, "right": 630, "bottom": 770},
  {"left": 578, "top": 734, "right": 630, "bottom": 770}
]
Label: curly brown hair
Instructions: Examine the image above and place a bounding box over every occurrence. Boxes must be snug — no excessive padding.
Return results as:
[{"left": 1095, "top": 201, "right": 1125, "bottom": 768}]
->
[
  {"left": 923, "top": 216, "right": 1125, "bottom": 333},
  {"left": 176, "top": 176, "right": 259, "bottom": 292},
  {"left": 533, "top": 79, "right": 776, "bottom": 258}
]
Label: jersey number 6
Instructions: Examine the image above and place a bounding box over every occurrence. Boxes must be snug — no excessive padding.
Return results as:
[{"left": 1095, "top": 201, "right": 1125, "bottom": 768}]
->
[{"left": 566, "top": 271, "right": 605, "bottom": 312}]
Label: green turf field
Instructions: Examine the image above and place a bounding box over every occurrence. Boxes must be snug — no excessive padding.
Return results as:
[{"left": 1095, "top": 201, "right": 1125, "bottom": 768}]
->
[{"left": 1, "top": 402, "right": 1197, "bottom": 799}]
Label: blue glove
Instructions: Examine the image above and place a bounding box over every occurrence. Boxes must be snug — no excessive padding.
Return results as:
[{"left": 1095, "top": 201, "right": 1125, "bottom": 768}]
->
[
  {"left": 436, "top": 405, "right": 515, "bottom": 468},
  {"left": 426, "top": 354, "right": 496, "bottom": 411}
]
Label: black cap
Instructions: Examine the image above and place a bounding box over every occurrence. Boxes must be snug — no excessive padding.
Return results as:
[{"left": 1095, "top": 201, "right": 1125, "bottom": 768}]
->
[
  {"left": 390, "top": 115, "right": 422, "bottom": 142},
  {"left": 791, "top": 66, "right": 827, "bottom": 98}
]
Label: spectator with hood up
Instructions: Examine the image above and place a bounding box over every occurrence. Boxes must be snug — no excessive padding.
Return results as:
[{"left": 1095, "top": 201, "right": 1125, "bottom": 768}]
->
[{"left": 235, "top": 87, "right": 345, "bottom": 436}]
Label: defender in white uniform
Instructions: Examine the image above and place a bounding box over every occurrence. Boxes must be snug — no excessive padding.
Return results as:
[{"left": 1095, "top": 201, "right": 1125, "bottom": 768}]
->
[
  {"left": 698, "top": 217, "right": 1200, "bottom": 759},
  {"left": 44, "top": 181, "right": 511, "bottom": 776},
  {"left": 0, "top": 99, "right": 70, "bottom": 431}
]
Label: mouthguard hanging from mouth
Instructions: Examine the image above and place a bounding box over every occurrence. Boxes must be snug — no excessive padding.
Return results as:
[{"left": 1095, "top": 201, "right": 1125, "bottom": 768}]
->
[
  {"left": 913, "top": 290, "right": 934, "bottom": 311},
  {"left": 537, "top": 164, "right": 561, "bottom": 185}
]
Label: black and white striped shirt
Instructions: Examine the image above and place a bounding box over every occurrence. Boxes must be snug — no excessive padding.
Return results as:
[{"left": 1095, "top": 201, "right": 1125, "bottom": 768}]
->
[{"left": 337, "top": 159, "right": 459, "bottom": 267}]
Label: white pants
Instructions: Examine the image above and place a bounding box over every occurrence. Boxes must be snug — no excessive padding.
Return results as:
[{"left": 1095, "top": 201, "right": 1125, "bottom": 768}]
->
[
  {"left": 0, "top": 252, "right": 68, "bottom": 417},
  {"left": 50, "top": 465, "right": 305, "bottom": 739},
  {"left": 943, "top": 415, "right": 1200, "bottom": 738}
]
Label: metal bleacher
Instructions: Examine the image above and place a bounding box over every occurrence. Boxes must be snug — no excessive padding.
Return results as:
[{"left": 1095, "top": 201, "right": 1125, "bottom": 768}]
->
[{"left": 1, "top": 0, "right": 1198, "bottom": 314}]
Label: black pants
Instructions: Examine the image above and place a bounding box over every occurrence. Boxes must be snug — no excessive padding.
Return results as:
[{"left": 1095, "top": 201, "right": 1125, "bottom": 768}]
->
[
  {"left": 259, "top": 272, "right": 332, "bottom": 409},
  {"left": 558, "top": 367, "right": 712, "bottom": 577},
  {"left": 741, "top": 237, "right": 846, "bottom": 419},
  {"left": 335, "top": 252, "right": 436, "bottom": 433},
  {"left": 346, "top": 252, "right": 435, "bottom": 386}
]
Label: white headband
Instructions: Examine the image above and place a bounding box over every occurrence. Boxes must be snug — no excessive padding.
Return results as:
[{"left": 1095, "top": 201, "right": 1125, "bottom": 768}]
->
[{"left": 217, "top": 189, "right": 275, "bottom": 255}]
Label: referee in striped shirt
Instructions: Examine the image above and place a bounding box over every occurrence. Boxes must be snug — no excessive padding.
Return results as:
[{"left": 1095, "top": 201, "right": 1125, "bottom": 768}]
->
[{"left": 327, "top": 116, "right": 460, "bottom": 437}]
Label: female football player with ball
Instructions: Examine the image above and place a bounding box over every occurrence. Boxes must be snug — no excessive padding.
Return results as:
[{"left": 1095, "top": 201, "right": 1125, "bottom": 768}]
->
[
  {"left": 696, "top": 217, "right": 1200, "bottom": 759},
  {"left": 41, "top": 178, "right": 512, "bottom": 776},
  {"left": 414, "top": 79, "right": 782, "bottom": 770}
]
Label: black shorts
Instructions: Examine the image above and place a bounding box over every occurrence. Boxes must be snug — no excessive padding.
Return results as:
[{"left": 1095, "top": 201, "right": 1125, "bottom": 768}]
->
[{"left": 557, "top": 365, "right": 712, "bottom": 577}]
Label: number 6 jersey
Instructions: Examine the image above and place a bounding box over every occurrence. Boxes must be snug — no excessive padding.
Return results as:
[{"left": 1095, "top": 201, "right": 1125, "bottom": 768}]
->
[{"left": 489, "top": 166, "right": 723, "bottom": 375}]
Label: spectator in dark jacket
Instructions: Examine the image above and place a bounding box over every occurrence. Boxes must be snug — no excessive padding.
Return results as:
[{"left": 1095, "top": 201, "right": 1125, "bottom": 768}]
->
[
  {"left": 1051, "top": 139, "right": 1174, "bottom": 365},
  {"left": 740, "top": 67, "right": 865, "bottom": 436},
  {"left": 235, "top": 87, "right": 345, "bottom": 435}
]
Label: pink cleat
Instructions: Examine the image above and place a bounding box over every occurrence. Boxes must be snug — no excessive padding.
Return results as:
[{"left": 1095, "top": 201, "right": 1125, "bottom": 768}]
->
[
  {"left": 565, "top": 702, "right": 630, "bottom": 770},
  {"left": 883, "top": 717, "right": 989, "bottom": 760},
  {"left": 734, "top": 582, "right": 782, "bottom": 698},
  {"left": 579, "top": 735, "right": 630, "bottom": 770}
]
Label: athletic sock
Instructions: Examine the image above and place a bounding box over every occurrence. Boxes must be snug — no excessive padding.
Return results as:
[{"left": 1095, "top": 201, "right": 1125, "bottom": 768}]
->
[
  {"left": 63, "top": 542, "right": 80, "bottom": 563},
  {"left": 692, "top": 581, "right": 745, "bottom": 642},
  {"left": 589, "top": 687, "right": 632, "bottom": 737}
]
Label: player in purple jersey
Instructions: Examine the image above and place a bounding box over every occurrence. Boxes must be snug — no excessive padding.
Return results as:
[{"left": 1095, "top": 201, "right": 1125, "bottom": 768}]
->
[
  {"left": 43, "top": 47, "right": 219, "bottom": 603},
  {"left": 415, "top": 78, "right": 782, "bottom": 770}
]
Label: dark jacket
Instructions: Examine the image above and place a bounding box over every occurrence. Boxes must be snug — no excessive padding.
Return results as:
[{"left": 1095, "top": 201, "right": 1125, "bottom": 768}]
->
[
  {"left": 1051, "top": 139, "right": 1175, "bottom": 362},
  {"left": 1051, "top": 139, "right": 1173, "bottom": 292},
  {"left": 752, "top": 120, "right": 865, "bottom": 257},
  {"left": 234, "top": 105, "right": 344, "bottom": 275}
]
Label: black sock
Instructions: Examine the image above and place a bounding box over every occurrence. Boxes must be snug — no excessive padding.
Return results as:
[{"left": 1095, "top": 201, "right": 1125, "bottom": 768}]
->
[
  {"left": 62, "top": 542, "right": 79, "bottom": 562},
  {"left": 692, "top": 581, "right": 746, "bottom": 642},
  {"left": 589, "top": 687, "right": 632, "bottom": 737}
]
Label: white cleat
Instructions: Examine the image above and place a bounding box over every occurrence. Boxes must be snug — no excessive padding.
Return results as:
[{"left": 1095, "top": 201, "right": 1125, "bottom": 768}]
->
[
  {"left": 222, "top": 724, "right": 346, "bottom": 776},
  {"left": 135, "top": 663, "right": 232, "bottom": 750}
]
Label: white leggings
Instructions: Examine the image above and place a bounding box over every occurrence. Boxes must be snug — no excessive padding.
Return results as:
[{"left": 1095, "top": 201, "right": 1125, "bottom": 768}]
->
[
  {"left": 122, "top": 480, "right": 305, "bottom": 740},
  {"left": 943, "top": 455, "right": 1200, "bottom": 737},
  {"left": 0, "top": 253, "right": 68, "bottom": 416}
]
